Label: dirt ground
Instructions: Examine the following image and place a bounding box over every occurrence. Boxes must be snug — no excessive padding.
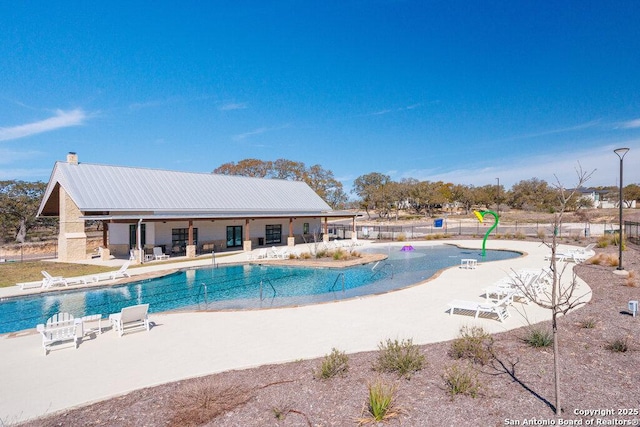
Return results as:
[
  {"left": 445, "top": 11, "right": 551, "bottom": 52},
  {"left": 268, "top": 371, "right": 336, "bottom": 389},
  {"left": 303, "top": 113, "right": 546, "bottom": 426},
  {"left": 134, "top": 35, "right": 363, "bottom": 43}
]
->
[{"left": 16, "top": 241, "right": 640, "bottom": 427}]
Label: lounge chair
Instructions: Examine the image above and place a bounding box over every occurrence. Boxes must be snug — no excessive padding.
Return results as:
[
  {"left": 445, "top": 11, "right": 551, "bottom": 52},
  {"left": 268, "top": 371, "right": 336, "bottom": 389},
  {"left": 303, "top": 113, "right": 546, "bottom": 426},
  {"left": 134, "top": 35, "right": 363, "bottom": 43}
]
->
[
  {"left": 36, "top": 312, "right": 79, "bottom": 355},
  {"left": 109, "top": 304, "right": 150, "bottom": 337},
  {"left": 93, "top": 261, "right": 131, "bottom": 282},
  {"left": 153, "top": 247, "right": 169, "bottom": 260},
  {"left": 447, "top": 295, "right": 512, "bottom": 322},
  {"left": 17, "top": 280, "right": 44, "bottom": 290},
  {"left": 41, "top": 271, "right": 68, "bottom": 288}
]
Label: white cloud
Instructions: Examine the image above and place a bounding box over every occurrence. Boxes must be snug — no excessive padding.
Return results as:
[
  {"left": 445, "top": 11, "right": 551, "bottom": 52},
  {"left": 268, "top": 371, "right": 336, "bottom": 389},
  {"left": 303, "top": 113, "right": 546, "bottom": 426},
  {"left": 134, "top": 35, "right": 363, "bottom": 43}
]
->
[
  {"left": 0, "top": 149, "right": 41, "bottom": 165},
  {"left": 620, "top": 118, "right": 640, "bottom": 129},
  {"left": 396, "top": 143, "right": 640, "bottom": 190},
  {"left": 219, "top": 102, "right": 248, "bottom": 111},
  {"left": 232, "top": 124, "right": 290, "bottom": 141},
  {"left": 0, "top": 109, "right": 87, "bottom": 142}
]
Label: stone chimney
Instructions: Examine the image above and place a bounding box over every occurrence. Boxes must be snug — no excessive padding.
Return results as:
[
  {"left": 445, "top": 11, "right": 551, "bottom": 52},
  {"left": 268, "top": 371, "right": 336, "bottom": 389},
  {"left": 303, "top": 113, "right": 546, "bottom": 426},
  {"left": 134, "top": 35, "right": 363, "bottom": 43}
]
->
[{"left": 67, "top": 152, "right": 78, "bottom": 165}]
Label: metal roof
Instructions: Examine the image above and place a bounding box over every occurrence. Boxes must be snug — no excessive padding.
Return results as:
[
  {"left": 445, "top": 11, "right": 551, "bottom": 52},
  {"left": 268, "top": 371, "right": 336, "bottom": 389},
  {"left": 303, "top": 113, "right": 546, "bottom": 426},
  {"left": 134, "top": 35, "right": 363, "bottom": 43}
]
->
[{"left": 38, "top": 161, "right": 339, "bottom": 217}]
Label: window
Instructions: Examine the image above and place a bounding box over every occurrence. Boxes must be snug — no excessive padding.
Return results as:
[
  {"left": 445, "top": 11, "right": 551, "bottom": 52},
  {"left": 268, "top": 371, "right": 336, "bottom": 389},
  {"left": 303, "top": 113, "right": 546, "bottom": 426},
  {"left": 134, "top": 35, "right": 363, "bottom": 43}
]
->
[
  {"left": 303, "top": 222, "right": 310, "bottom": 234},
  {"left": 265, "top": 224, "right": 282, "bottom": 244},
  {"left": 172, "top": 228, "right": 198, "bottom": 255}
]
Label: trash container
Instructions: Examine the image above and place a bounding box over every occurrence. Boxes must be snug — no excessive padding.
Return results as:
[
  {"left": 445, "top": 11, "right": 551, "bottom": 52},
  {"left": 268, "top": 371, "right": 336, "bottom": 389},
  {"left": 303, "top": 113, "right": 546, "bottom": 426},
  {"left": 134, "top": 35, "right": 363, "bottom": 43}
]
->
[
  {"left": 585, "top": 228, "right": 590, "bottom": 237},
  {"left": 258, "top": 237, "right": 264, "bottom": 246},
  {"left": 434, "top": 219, "right": 443, "bottom": 228}
]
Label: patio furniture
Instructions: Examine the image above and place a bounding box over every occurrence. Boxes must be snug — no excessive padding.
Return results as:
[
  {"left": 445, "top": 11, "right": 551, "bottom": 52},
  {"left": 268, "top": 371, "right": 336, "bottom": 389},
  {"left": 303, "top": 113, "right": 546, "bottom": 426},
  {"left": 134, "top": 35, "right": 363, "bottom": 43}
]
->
[
  {"left": 93, "top": 261, "right": 131, "bottom": 282},
  {"left": 460, "top": 258, "right": 477, "bottom": 269},
  {"left": 109, "top": 304, "right": 150, "bottom": 337},
  {"left": 41, "top": 271, "right": 68, "bottom": 288},
  {"left": 36, "top": 312, "right": 80, "bottom": 355},
  {"left": 153, "top": 247, "right": 169, "bottom": 260},
  {"left": 447, "top": 295, "right": 512, "bottom": 322}
]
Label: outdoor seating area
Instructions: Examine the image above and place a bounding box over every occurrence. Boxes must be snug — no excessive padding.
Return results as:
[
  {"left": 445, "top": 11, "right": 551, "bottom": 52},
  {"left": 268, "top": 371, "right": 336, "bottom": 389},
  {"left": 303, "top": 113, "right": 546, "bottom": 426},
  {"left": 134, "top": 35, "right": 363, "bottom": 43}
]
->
[
  {"left": 35, "top": 304, "right": 151, "bottom": 354},
  {"left": 545, "top": 243, "right": 596, "bottom": 263},
  {"left": 448, "top": 267, "right": 553, "bottom": 322},
  {"left": 17, "top": 263, "right": 132, "bottom": 291}
]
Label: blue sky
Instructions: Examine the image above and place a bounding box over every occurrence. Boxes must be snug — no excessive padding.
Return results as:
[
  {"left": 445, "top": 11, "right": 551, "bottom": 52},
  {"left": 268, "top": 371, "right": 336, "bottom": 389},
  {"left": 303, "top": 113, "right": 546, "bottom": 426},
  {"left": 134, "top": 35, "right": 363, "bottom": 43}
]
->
[{"left": 1, "top": 1, "right": 639, "bottom": 195}]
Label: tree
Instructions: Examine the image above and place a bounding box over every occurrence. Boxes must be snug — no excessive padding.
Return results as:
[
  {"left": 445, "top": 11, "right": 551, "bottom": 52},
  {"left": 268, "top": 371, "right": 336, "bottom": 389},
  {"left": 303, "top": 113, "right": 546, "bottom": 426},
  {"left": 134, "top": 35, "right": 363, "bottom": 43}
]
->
[
  {"left": 451, "top": 184, "right": 475, "bottom": 214},
  {"left": 352, "top": 172, "right": 390, "bottom": 220},
  {"left": 509, "top": 178, "right": 556, "bottom": 211},
  {"left": 213, "top": 158, "right": 347, "bottom": 209},
  {"left": 213, "top": 158, "right": 272, "bottom": 178},
  {"left": 0, "top": 180, "right": 48, "bottom": 243},
  {"left": 623, "top": 183, "right": 640, "bottom": 207},
  {"left": 511, "top": 166, "right": 594, "bottom": 415}
]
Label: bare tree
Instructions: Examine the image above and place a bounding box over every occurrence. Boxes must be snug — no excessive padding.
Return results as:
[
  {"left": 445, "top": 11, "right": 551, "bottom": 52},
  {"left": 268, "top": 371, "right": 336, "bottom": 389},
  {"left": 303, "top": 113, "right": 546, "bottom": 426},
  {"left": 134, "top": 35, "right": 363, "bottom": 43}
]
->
[{"left": 510, "top": 165, "right": 594, "bottom": 415}]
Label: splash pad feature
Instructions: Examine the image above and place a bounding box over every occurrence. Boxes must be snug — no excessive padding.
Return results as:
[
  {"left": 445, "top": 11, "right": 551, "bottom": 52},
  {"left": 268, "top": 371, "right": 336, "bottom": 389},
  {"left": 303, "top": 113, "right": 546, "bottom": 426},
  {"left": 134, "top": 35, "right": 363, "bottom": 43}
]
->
[
  {"left": 474, "top": 210, "right": 499, "bottom": 257},
  {"left": 400, "top": 245, "right": 415, "bottom": 252}
]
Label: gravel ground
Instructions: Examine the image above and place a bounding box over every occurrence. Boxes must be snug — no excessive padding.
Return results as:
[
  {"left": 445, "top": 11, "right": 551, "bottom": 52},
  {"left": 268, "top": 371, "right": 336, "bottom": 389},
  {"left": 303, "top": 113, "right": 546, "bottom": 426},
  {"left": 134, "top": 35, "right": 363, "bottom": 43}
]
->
[{"left": 17, "top": 243, "right": 640, "bottom": 427}]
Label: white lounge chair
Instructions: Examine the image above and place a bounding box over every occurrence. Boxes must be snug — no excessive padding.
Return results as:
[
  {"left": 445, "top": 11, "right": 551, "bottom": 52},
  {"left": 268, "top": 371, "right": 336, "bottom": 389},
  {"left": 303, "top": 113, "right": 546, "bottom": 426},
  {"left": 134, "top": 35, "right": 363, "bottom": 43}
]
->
[
  {"left": 93, "top": 261, "right": 131, "bottom": 282},
  {"left": 448, "top": 295, "right": 512, "bottom": 322},
  {"left": 36, "top": 312, "right": 79, "bottom": 355},
  {"left": 109, "top": 304, "right": 150, "bottom": 337},
  {"left": 153, "top": 247, "right": 169, "bottom": 260},
  {"left": 17, "top": 280, "right": 44, "bottom": 290},
  {"left": 41, "top": 271, "right": 68, "bottom": 288}
]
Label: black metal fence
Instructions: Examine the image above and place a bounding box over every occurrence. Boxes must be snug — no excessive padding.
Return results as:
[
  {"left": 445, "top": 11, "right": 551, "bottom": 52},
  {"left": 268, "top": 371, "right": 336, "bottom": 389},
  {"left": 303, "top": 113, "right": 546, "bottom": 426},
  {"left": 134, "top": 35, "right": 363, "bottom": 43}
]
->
[
  {"left": 327, "top": 220, "right": 621, "bottom": 241},
  {"left": 626, "top": 221, "right": 640, "bottom": 245}
]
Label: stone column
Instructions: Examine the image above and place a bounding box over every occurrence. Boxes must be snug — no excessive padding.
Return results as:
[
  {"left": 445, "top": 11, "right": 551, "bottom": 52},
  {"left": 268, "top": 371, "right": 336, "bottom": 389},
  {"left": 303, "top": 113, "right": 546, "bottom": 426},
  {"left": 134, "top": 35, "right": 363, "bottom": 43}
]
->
[{"left": 57, "top": 187, "right": 87, "bottom": 261}]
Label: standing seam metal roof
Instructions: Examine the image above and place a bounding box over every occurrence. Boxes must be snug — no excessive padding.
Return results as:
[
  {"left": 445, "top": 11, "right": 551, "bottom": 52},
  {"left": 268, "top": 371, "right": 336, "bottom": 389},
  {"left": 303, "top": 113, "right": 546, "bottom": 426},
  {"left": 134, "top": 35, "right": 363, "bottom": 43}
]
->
[{"left": 39, "top": 162, "right": 334, "bottom": 215}]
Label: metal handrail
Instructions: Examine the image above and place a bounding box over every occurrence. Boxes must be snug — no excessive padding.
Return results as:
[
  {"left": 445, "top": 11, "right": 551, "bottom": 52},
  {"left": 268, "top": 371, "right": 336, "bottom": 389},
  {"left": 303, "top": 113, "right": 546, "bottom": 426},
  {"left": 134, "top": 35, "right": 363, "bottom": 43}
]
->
[
  {"left": 371, "top": 262, "right": 394, "bottom": 279},
  {"left": 260, "top": 278, "right": 276, "bottom": 301},
  {"left": 330, "top": 272, "right": 345, "bottom": 292},
  {"left": 198, "top": 283, "right": 208, "bottom": 307}
]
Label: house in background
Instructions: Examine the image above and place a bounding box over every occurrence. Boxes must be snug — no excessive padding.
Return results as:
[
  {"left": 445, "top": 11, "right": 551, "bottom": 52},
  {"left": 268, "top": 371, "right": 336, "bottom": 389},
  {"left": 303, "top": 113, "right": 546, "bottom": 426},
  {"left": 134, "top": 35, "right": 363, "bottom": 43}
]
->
[{"left": 38, "top": 153, "right": 356, "bottom": 263}]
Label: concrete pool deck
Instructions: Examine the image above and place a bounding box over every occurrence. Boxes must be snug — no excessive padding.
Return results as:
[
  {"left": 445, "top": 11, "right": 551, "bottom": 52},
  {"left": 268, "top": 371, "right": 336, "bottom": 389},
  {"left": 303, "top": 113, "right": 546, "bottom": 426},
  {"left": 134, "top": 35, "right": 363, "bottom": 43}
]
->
[{"left": 0, "top": 240, "right": 591, "bottom": 424}]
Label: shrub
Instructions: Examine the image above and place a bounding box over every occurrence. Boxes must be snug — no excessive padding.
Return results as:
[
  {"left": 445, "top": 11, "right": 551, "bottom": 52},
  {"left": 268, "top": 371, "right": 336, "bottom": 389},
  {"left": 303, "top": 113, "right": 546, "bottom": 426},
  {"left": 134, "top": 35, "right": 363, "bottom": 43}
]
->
[
  {"left": 596, "top": 235, "right": 610, "bottom": 248},
  {"left": 625, "top": 271, "right": 638, "bottom": 287},
  {"left": 587, "top": 253, "right": 619, "bottom": 267},
  {"left": 536, "top": 230, "right": 546, "bottom": 239},
  {"left": 314, "top": 348, "right": 349, "bottom": 379},
  {"left": 515, "top": 231, "right": 527, "bottom": 240},
  {"left": 332, "top": 249, "right": 347, "bottom": 260},
  {"left": 374, "top": 338, "right": 425, "bottom": 379},
  {"left": 449, "top": 326, "right": 494, "bottom": 365},
  {"left": 606, "top": 338, "right": 629, "bottom": 353},
  {"left": 169, "top": 378, "right": 252, "bottom": 426},
  {"left": 396, "top": 233, "right": 406, "bottom": 242},
  {"left": 358, "top": 379, "right": 399, "bottom": 424},
  {"left": 523, "top": 327, "right": 553, "bottom": 348},
  {"left": 580, "top": 318, "right": 597, "bottom": 329},
  {"left": 316, "top": 249, "right": 327, "bottom": 258},
  {"left": 443, "top": 363, "right": 482, "bottom": 399}
]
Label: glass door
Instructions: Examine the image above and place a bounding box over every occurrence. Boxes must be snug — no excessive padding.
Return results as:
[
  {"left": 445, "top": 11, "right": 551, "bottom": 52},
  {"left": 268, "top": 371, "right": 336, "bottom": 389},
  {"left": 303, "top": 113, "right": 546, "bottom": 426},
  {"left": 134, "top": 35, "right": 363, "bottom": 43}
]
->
[{"left": 226, "top": 226, "right": 243, "bottom": 248}]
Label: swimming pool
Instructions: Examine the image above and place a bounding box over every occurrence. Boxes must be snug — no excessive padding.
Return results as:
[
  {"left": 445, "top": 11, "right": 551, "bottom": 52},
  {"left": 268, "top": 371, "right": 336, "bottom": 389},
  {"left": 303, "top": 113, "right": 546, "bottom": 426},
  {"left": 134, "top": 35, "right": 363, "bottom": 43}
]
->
[{"left": 0, "top": 245, "right": 520, "bottom": 334}]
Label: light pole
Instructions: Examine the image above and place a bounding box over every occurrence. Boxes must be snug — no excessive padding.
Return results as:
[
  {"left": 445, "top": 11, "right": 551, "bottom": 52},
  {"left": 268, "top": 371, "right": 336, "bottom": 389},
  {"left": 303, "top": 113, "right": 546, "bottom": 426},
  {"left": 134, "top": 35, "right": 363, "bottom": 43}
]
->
[{"left": 614, "top": 147, "right": 629, "bottom": 271}]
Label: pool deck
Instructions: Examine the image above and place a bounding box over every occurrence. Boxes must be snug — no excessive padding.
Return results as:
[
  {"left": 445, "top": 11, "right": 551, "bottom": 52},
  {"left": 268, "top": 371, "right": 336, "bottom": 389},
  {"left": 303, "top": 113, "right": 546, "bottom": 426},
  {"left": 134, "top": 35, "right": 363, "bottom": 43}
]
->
[{"left": 0, "top": 240, "right": 591, "bottom": 424}]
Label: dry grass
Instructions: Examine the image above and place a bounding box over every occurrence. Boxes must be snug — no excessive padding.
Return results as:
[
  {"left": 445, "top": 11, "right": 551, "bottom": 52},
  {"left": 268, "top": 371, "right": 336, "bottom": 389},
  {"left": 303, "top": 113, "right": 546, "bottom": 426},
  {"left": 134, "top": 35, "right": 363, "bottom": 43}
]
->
[
  {"left": 169, "top": 377, "right": 252, "bottom": 427},
  {"left": 587, "top": 253, "right": 620, "bottom": 267}
]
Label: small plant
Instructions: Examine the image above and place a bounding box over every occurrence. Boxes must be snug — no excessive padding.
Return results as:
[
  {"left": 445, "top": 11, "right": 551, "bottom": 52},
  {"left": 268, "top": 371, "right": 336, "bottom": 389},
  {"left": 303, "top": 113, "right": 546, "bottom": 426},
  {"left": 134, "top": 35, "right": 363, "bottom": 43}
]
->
[
  {"left": 449, "top": 326, "right": 494, "bottom": 365},
  {"left": 579, "top": 318, "right": 597, "bottom": 329},
  {"left": 443, "top": 363, "right": 482, "bottom": 399},
  {"left": 314, "top": 348, "right": 349, "bottom": 379},
  {"left": 536, "top": 229, "right": 546, "bottom": 239},
  {"left": 396, "top": 233, "right": 406, "bottom": 242},
  {"left": 596, "top": 234, "right": 610, "bottom": 248},
  {"left": 316, "top": 249, "right": 327, "bottom": 258},
  {"left": 300, "top": 252, "right": 312, "bottom": 259},
  {"left": 374, "top": 338, "right": 425, "bottom": 379},
  {"left": 272, "top": 404, "right": 291, "bottom": 420},
  {"left": 523, "top": 327, "right": 553, "bottom": 348},
  {"left": 515, "top": 231, "right": 526, "bottom": 240},
  {"left": 606, "top": 338, "right": 629, "bottom": 353},
  {"left": 358, "top": 379, "right": 399, "bottom": 424},
  {"left": 625, "top": 271, "right": 638, "bottom": 287},
  {"left": 332, "top": 249, "right": 346, "bottom": 260}
]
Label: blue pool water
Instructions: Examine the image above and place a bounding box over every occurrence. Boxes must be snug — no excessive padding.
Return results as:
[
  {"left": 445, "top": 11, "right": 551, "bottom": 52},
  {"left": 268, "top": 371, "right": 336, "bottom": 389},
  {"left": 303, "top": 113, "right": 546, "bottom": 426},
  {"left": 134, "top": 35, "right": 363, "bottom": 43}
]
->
[{"left": 0, "top": 245, "right": 519, "bottom": 334}]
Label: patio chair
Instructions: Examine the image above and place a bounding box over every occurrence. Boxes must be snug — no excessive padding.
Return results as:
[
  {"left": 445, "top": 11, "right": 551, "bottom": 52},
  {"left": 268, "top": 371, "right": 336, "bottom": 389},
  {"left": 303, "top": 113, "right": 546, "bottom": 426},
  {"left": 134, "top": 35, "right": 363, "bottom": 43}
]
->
[
  {"left": 109, "top": 304, "right": 150, "bottom": 337},
  {"left": 93, "top": 261, "right": 131, "bottom": 282},
  {"left": 153, "top": 246, "right": 170, "bottom": 260},
  {"left": 36, "top": 312, "right": 79, "bottom": 355},
  {"left": 447, "top": 295, "right": 512, "bottom": 322},
  {"left": 41, "top": 271, "right": 68, "bottom": 288}
]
